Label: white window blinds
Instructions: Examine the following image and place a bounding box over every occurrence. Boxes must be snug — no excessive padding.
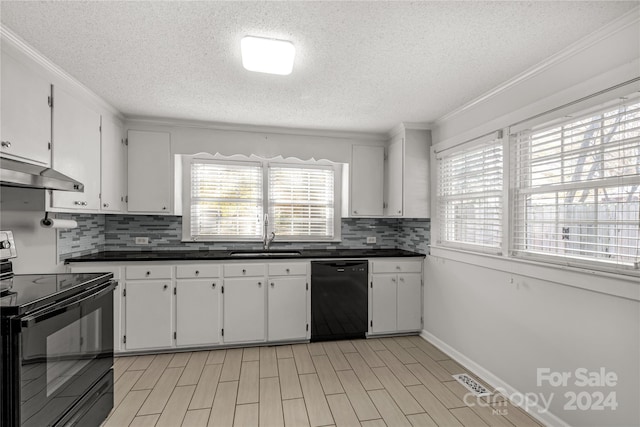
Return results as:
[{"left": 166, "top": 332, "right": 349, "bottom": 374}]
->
[
  {"left": 268, "top": 165, "right": 335, "bottom": 239},
  {"left": 511, "top": 96, "right": 640, "bottom": 269},
  {"left": 190, "top": 161, "right": 263, "bottom": 239},
  {"left": 436, "top": 135, "right": 503, "bottom": 252}
]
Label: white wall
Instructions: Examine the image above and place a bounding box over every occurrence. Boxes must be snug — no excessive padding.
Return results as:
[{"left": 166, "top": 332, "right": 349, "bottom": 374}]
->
[
  {"left": 426, "top": 10, "right": 640, "bottom": 427},
  {"left": 0, "top": 187, "right": 63, "bottom": 273}
]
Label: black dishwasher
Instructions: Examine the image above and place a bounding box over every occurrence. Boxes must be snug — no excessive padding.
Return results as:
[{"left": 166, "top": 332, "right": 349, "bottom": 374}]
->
[{"left": 311, "top": 260, "right": 368, "bottom": 342}]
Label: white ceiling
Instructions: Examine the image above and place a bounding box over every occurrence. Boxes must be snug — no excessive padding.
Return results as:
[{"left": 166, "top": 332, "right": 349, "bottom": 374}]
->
[{"left": 1, "top": 1, "right": 637, "bottom": 134}]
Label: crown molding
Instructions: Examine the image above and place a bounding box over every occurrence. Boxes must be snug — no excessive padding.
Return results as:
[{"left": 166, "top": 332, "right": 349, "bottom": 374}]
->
[
  {"left": 124, "top": 115, "right": 388, "bottom": 142},
  {"left": 435, "top": 6, "right": 640, "bottom": 125},
  {"left": 1, "top": 24, "right": 123, "bottom": 119},
  {"left": 387, "top": 122, "right": 432, "bottom": 139}
]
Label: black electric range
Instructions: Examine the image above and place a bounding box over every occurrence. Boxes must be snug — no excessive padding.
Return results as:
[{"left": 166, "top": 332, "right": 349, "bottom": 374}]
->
[{"left": 1, "top": 232, "right": 116, "bottom": 427}]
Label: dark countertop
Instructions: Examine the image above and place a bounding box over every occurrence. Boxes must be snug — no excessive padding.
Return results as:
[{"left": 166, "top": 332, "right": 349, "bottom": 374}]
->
[{"left": 64, "top": 248, "right": 425, "bottom": 263}]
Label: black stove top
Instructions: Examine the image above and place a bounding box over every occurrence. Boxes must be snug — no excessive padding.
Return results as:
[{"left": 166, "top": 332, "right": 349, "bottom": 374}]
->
[{"left": 0, "top": 272, "right": 113, "bottom": 316}]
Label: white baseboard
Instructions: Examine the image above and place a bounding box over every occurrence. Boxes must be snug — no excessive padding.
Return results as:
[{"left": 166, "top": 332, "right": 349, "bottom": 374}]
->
[{"left": 420, "top": 329, "right": 569, "bottom": 427}]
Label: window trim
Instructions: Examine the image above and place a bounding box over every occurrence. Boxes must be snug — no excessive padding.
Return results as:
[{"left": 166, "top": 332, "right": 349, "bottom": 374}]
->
[{"left": 182, "top": 153, "right": 342, "bottom": 243}]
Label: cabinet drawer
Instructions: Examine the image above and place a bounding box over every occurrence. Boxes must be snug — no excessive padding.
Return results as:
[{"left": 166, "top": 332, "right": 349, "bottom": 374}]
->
[
  {"left": 125, "top": 265, "right": 173, "bottom": 280},
  {"left": 176, "top": 264, "right": 221, "bottom": 279},
  {"left": 371, "top": 260, "right": 422, "bottom": 274},
  {"left": 268, "top": 262, "right": 308, "bottom": 276},
  {"left": 224, "top": 263, "right": 266, "bottom": 277}
]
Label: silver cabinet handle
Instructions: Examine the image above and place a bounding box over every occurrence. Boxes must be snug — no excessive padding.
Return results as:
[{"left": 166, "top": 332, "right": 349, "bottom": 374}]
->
[
  {"left": 399, "top": 277, "right": 404, "bottom": 282},
  {"left": 392, "top": 278, "right": 396, "bottom": 283},
  {"left": 103, "top": 203, "right": 109, "bottom": 208},
  {"left": 163, "top": 284, "right": 168, "bottom": 290},
  {"left": 162, "top": 206, "right": 167, "bottom": 210},
  {"left": 353, "top": 210, "right": 358, "bottom": 214},
  {"left": 1, "top": 141, "right": 11, "bottom": 148},
  {"left": 195, "top": 270, "right": 200, "bottom": 276},
  {"left": 258, "top": 281, "right": 262, "bottom": 287},
  {"left": 285, "top": 268, "right": 290, "bottom": 273},
  {"left": 398, "top": 210, "right": 401, "bottom": 214},
  {"left": 212, "top": 282, "right": 216, "bottom": 288},
  {"left": 242, "top": 269, "right": 246, "bottom": 274},
  {"left": 146, "top": 271, "right": 151, "bottom": 276},
  {"left": 396, "top": 265, "right": 401, "bottom": 270},
  {"left": 270, "top": 282, "right": 274, "bottom": 287}
]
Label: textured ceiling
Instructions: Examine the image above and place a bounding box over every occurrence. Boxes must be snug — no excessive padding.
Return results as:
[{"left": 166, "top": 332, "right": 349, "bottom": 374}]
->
[{"left": 1, "top": 1, "right": 637, "bottom": 133}]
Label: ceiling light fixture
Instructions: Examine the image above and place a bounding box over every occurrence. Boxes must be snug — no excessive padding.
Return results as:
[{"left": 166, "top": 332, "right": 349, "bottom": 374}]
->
[{"left": 241, "top": 36, "right": 295, "bottom": 76}]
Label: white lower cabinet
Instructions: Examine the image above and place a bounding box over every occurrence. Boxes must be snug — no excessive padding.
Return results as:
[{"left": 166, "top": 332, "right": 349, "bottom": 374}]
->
[
  {"left": 125, "top": 280, "right": 173, "bottom": 350},
  {"left": 371, "top": 274, "right": 398, "bottom": 334},
  {"left": 223, "top": 277, "right": 266, "bottom": 344},
  {"left": 370, "top": 259, "right": 423, "bottom": 335},
  {"left": 396, "top": 273, "right": 422, "bottom": 331},
  {"left": 267, "top": 264, "right": 309, "bottom": 341},
  {"left": 176, "top": 279, "right": 221, "bottom": 347}
]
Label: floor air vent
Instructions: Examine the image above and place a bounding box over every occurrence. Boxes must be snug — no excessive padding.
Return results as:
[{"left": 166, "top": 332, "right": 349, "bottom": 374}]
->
[{"left": 452, "top": 373, "right": 492, "bottom": 397}]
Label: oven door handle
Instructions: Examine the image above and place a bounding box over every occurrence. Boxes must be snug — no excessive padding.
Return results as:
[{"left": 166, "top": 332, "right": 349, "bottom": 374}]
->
[{"left": 20, "top": 280, "right": 116, "bottom": 328}]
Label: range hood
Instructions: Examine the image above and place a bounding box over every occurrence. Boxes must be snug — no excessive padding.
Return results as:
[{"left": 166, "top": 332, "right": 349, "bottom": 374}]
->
[{"left": 0, "top": 157, "right": 84, "bottom": 192}]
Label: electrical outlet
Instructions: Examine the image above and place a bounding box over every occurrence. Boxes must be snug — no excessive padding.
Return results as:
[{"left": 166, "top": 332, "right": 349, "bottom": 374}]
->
[
  {"left": 135, "top": 237, "right": 149, "bottom": 245},
  {"left": 366, "top": 236, "right": 376, "bottom": 244}
]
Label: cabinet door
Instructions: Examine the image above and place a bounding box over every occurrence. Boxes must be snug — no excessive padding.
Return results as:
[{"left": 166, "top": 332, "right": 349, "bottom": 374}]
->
[
  {"left": 223, "top": 278, "right": 266, "bottom": 343},
  {"left": 385, "top": 136, "right": 403, "bottom": 216},
  {"left": 125, "top": 281, "right": 173, "bottom": 350},
  {"left": 370, "top": 274, "right": 397, "bottom": 334},
  {"left": 50, "top": 87, "right": 101, "bottom": 210},
  {"left": 127, "top": 130, "right": 171, "bottom": 213},
  {"left": 268, "top": 277, "right": 307, "bottom": 341},
  {"left": 176, "top": 279, "right": 220, "bottom": 347},
  {"left": 397, "top": 273, "right": 422, "bottom": 331},
  {"left": 351, "top": 145, "right": 384, "bottom": 216},
  {"left": 100, "top": 117, "right": 126, "bottom": 212},
  {"left": 0, "top": 50, "right": 51, "bottom": 166}
]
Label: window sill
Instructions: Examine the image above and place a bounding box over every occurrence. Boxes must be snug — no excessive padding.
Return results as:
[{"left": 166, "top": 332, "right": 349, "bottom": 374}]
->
[{"left": 429, "top": 245, "right": 640, "bottom": 301}]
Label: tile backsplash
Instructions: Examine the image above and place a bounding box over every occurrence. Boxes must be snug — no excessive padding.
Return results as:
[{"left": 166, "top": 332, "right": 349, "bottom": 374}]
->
[
  {"left": 59, "top": 214, "right": 430, "bottom": 260},
  {"left": 57, "top": 213, "right": 105, "bottom": 258}
]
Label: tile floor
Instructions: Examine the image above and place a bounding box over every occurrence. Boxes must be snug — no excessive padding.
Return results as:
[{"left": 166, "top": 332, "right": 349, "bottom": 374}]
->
[{"left": 104, "top": 336, "right": 543, "bottom": 427}]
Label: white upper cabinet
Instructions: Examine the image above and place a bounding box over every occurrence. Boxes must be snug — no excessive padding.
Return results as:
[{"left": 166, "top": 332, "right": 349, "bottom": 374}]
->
[
  {"left": 127, "top": 130, "right": 172, "bottom": 214},
  {"left": 100, "top": 117, "right": 126, "bottom": 212},
  {"left": 0, "top": 50, "right": 51, "bottom": 166},
  {"left": 384, "top": 126, "right": 431, "bottom": 218},
  {"left": 50, "top": 86, "right": 101, "bottom": 211},
  {"left": 350, "top": 145, "right": 384, "bottom": 217},
  {"left": 385, "top": 135, "right": 404, "bottom": 216}
]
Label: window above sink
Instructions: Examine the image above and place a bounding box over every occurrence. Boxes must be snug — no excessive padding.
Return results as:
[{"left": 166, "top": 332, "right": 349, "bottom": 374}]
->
[{"left": 182, "top": 153, "right": 343, "bottom": 243}]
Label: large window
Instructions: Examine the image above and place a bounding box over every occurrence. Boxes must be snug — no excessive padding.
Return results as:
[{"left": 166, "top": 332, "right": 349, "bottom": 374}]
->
[
  {"left": 184, "top": 155, "right": 341, "bottom": 242},
  {"left": 436, "top": 133, "right": 504, "bottom": 253},
  {"left": 512, "top": 96, "right": 640, "bottom": 270}
]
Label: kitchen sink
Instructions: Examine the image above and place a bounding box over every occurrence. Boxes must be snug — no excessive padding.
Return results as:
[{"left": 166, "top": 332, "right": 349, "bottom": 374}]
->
[{"left": 229, "top": 250, "right": 302, "bottom": 257}]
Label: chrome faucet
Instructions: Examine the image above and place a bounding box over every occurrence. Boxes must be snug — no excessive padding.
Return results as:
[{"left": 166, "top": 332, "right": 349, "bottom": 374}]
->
[{"left": 263, "top": 214, "right": 276, "bottom": 250}]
